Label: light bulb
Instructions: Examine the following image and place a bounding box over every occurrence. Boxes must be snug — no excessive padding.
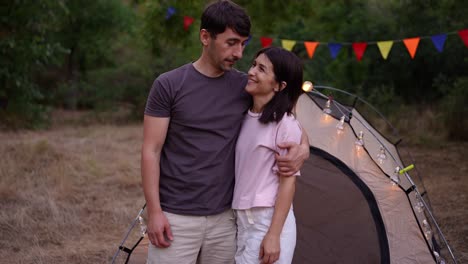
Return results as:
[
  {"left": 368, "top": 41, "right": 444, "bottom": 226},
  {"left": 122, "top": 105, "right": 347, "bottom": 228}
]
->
[
  {"left": 433, "top": 252, "right": 446, "bottom": 264},
  {"left": 413, "top": 194, "right": 425, "bottom": 213},
  {"left": 302, "top": 81, "right": 313, "bottom": 92},
  {"left": 423, "top": 219, "right": 432, "bottom": 240},
  {"left": 336, "top": 115, "right": 345, "bottom": 134},
  {"left": 376, "top": 145, "right": 387, "bottom": 164},
  {"left": 391, "top": 166, "right": 400, "bottom": 186},
  {"left": 323, "top": 99, "right": 332, "bottom": 114},
  {"left": 138, "top": 216, "right": 147, "bottom": 236},
  {"left": 355, "top": 131, "right": 364, "bottom": 150}
]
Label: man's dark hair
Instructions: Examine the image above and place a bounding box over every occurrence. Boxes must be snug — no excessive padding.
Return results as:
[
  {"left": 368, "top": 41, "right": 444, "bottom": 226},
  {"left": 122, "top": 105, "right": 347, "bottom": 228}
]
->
[
  {"left": 201, "top": 0, "right": 251, "bottom": 38},
  {"left": 256, "top": 47, "right": 304, "bottom": 124}
]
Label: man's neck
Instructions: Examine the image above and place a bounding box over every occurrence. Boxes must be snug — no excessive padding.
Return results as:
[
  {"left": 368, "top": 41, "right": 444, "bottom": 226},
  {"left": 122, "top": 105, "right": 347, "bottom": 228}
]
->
[{"left": 193, "top": 57, "right": 225, "bottom": 78}]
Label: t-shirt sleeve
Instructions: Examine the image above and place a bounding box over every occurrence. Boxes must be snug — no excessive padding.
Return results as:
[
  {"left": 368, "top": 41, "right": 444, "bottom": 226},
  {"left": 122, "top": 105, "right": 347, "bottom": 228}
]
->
[
  {"left": 144, "top": 77, "right": 172, "bottom": 117},
  {"left": 273, "top": 115, "right": 303, "bottom": 176}
]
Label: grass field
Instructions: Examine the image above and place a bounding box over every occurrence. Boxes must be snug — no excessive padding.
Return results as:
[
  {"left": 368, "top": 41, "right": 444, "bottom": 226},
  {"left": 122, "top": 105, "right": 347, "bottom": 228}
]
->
[{"left": 0, "top": 116, "right": 466, "bottom": 263}]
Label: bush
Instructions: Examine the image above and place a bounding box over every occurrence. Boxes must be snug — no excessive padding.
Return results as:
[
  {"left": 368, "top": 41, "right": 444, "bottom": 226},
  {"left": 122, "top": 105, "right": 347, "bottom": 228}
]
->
[{"left": 441, "top": 77, "right": 468, "bottom": 141}]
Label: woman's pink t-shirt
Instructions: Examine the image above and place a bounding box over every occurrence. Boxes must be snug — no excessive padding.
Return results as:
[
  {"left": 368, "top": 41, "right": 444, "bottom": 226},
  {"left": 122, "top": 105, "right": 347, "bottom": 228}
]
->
[{"left": 232, "top": 110, "right": 302, "bottom": 210}]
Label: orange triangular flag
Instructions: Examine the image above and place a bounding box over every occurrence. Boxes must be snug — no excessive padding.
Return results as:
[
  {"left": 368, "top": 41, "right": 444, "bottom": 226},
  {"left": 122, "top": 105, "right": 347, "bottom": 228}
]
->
[
  {"left": 403, "top": 37, "right": 420, "bottom": 59},
  {"left": 304, "top": 41, "right": 319, "bottom": 59},
  {"left": 281, "top": 39, "right": 296, "bottom": 51}
]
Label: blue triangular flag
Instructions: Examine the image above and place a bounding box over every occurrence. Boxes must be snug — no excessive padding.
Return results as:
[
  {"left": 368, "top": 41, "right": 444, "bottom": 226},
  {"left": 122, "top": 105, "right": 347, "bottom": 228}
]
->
[
  {"left": 245, "top": 35, "right": 252, "bottom": 46},
  {"left": 430, "top": 34, "right": 447, "bottom": 53},
  {"left": 328, "top": 43, "right": 342, "bottom": 59},
  {"left": 165, "top": 6, "right": 176, "bottom": 20}
]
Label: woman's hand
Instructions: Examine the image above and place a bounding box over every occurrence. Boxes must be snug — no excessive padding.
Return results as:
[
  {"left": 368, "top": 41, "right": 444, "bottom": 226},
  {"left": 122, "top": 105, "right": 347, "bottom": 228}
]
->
[{"left": 259, "top": 233, "right": 280, "bottom": 264}]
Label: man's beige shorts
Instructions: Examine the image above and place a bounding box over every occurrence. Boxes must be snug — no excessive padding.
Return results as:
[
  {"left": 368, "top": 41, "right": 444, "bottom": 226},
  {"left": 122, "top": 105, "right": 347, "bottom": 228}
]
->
[{"left": 146, "top": 209, "right": 236, "bottom": 264}]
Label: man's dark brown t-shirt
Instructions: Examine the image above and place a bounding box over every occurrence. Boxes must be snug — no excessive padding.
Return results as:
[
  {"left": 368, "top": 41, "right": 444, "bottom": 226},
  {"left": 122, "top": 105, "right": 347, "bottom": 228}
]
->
[{"left": 145, "top": 63, "right": 250, "bottom": 216}]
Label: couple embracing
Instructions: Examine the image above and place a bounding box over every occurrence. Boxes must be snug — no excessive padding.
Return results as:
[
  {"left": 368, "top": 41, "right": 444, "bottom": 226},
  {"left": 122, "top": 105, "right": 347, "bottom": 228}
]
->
[{"left": 141, "top": 1, "right": 309, "bottom": 263}]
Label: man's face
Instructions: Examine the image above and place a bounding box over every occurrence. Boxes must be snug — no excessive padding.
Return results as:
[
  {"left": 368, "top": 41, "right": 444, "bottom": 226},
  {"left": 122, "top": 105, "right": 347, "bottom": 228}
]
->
[{"left": 206, "top": 28, "right": 249, "bottom": 72}]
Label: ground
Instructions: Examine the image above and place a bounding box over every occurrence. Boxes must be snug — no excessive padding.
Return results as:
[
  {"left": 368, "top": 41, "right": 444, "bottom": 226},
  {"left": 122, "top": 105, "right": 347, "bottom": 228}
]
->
[{"left": 0, "top": 121, "right": 466, "bottom": 263}]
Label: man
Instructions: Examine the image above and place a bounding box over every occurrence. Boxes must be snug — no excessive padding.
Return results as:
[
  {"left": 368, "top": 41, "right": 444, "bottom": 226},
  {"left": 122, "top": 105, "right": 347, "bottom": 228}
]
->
[{"left": 141, "top": 1, "right": 309, "bottom": 263}]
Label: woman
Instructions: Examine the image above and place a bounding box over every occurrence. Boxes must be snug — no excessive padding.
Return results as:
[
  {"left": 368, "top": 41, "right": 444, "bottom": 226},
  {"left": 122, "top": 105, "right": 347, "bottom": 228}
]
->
[{"left": 233, "top": 47, "right": 304, "bottom": 264}]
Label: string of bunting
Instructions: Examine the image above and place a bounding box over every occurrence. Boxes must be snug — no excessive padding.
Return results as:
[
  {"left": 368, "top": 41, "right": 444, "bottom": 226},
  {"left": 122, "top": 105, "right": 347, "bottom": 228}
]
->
[
  {"left": 262, "top": 29, "right": 468, "bottom": 61},
  {"left": 164, "top": 7, "right": 468, "bottom": 61},
  {"left": 165, "top": 6, "right": 196, "bottom": 31}
]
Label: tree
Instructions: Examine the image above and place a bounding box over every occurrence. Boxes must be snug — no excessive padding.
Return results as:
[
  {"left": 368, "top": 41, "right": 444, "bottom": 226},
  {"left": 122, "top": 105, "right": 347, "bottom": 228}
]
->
[
  {"left": 52, "top": 0, "right": 134, "bottom": 109},
  {"left": 0, "top": 0, "right": 65, "bottom": 128}
]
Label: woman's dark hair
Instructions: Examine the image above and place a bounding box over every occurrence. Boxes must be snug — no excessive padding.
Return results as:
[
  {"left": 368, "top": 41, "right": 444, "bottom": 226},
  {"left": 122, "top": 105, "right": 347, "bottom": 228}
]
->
[
  {"left": 201, "top": 0, "right": 251, "bottom": 38},
  {"left": 257, "top": 47, "right": 304, "bottom": 124}
]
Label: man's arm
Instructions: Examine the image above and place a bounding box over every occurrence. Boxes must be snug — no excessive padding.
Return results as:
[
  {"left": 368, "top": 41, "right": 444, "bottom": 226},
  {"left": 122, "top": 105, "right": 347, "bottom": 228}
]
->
[
  {"left": 141, "top": 115, "right": 173, "bottom": 248},
  {"left": 275, "top": 126, "right": 310, "bottom": 176}
]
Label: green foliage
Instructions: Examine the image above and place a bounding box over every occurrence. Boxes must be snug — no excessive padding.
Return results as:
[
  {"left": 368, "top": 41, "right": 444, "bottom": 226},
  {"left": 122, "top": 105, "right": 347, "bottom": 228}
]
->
[
  {"left": 51, "top": 0, "right": 135, "bottom": 109},
  {"left": 2, "top": 0, "right": 467, "bottom": 139},
  {"left": 0, "top": 0, "right": 65, "bottom": 128},
  {"left": 141, "top": 0, "right": 203, "bottom": 72},
  {"left": 440, "top": 77, "right": 468, "bottom": 141}
]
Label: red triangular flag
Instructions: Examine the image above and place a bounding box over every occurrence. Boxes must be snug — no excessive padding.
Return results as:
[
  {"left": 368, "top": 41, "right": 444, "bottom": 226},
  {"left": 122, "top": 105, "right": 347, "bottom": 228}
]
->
[
  {"left": 304, "top": 41, "right": 319, "bottom": 59},
  {"left": 183, "top": 16, "right": 195, "bottom": 31},
  {"left": 403, "top": 37, "right": 420, "bottom": 59},
  {"left": 352, "top": 42, "right": 367, "bottom": 61},
  {"left": 260, "top": 37, "right": 273, "bottom": 48},
  {"left": 458, "top": 29, "right": 468, "bottom": 48}
]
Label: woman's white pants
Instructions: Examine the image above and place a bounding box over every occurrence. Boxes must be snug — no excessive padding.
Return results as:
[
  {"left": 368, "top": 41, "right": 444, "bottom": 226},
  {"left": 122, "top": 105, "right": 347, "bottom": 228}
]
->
[{"left": 235, "top": 207, "right": 296, "bottom": 264}]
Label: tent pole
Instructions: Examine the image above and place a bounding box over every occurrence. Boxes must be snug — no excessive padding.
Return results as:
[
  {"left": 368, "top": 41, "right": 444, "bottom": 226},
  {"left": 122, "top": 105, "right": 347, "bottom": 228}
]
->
[
  {"left": 410, "top": 186, "right": 458, "bottom": 264},
  {"left": 111, "top": 203, "right": 147, "bottom": 264}
]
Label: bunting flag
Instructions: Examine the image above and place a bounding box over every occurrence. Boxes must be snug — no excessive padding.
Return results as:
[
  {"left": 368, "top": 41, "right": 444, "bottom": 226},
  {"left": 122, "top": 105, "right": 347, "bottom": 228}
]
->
[
  {"left": 165, "top": 7, "right": 176, "bottom": 20},
  {"left": 377, "top": 41, "right": 393, "bottom": 60},
  {"left": 282, "top": 39, "right": 296, "bottom": 51},
  {"left": 245, "top": 35, "right": 252, "bottom": 46},
  {"left": 183, "top": 16, "right": 195, "bottom": 31},
  {"left": 459, "top": 29, "right": 468, "bottom": 48},
  {"left": 328, "top": 43, "right": 342, "bottom": 59},
  {"left": 403, "top": 37, "right": 420, "bottom": 59},
  {"left": 431, "top": 34, "right": 447, "bottom": 52},
  {"left": 304, "top": 41, "right": 319, "bottom": 59},
  {"left": 352, "top": 42, "right": 367, "bottom": 61},
  {"left": 260, "top": 37, "right": 273, "bottom": 48},
  {"left": 165, "top": 12, "right": 467, "bottom": 62},
  {"left": 254, "top": 28, "right": 466, "bottom": 62}
]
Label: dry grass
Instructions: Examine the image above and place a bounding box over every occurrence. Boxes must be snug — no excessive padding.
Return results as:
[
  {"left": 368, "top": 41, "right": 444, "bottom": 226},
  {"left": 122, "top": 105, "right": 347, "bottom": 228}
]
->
[
  {"left": 0, "top": 123, "right": 144, "bottom": 263},
  {"left": 0, "top": 110, "right": 466, "bottom": 263}
]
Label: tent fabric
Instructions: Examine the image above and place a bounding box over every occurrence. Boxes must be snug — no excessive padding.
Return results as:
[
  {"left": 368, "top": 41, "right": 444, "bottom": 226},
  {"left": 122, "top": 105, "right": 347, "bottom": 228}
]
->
[
  {"left": 295, "top": 94, "right": 435, "bottom": 263},
  {"left": 293, "top": 146, "right": 388, "bottom": 263},
  {"left": 121, "top": 93, "right": 441, "bottom": 264}
]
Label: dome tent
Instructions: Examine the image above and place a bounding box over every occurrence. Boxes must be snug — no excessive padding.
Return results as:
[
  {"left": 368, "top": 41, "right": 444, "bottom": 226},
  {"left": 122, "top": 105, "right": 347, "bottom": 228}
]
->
[
  {"left": 292, "top": 87, "right": 456, "bottom": 264},
  {"left": 111, "top": 86, "right": 457, "bottom": 264}
]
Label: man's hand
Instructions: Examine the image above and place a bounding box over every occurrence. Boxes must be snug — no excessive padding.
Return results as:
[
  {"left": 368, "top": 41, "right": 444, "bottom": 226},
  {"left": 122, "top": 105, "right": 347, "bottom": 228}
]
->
[
  {"left": 259, "top": 233, "right": 280, "bottom": 264},
  {"left": 275, "top": 141, "right": 309, "bottom": 177},
  {"left": 146, "top": 211, "right": 173, "bottom": 248}
]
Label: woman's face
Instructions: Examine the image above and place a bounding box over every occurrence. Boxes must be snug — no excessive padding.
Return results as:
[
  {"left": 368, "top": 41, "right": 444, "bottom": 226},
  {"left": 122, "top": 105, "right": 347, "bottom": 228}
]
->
[{"left": 245, "top": 53, "right": 279, "bottom": 99}]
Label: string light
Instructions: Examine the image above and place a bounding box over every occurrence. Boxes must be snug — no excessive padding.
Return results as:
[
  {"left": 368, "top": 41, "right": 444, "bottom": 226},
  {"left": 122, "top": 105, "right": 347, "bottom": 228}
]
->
[
  {"left": 302, "top": 81, "right": 313, "bottom": 92},
  {"left": 355, "top": 131, "right": 364, "bottom": 151},
  {"left": 391, "top": 166, "right": 400, "bottom": 186},
  {"left": 376, "top": 145, "right": 387, "bottom": 164},
  {"left": 423, "top": 219, "right": 432, "bottom": 240},
  {"left": 336, "top": 115, "right": 345, "bottom": 134},
  {"left": 138, "top": 216, "right": 147, "bottom": 236},
  {"left": 433, "top": 251, "right": 446, "bottom": 264},
  {"left": 323, "top": 98, "right": 332, "bottom": 114},
  {"left": 413, "top": 193, "right": 425, "bottom": 213}
]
